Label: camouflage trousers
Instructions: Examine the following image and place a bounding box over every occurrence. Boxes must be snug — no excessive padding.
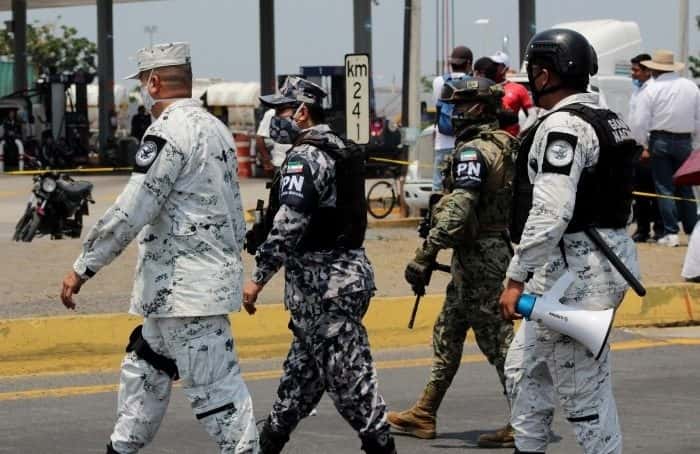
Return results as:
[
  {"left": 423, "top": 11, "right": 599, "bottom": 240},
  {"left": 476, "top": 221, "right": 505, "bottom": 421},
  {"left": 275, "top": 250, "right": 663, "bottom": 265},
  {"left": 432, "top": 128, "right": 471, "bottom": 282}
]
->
[
  {"left": 428, "top": 237, "right": 514, "bottom": 394},
  {"left": 267, "top": 291, "right": 392, "bottom": 446},
  {"left": 110, "top": 315, "right": 258, "bottom": 454},
  {"left": 505, "top": 293, "right": 625, "bottom": 454}
]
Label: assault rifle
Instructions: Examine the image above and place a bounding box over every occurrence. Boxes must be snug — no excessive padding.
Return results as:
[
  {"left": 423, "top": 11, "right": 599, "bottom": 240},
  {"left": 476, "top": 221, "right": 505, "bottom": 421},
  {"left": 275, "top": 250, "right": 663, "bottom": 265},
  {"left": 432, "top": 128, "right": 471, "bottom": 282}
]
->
[
  {"left": 244, "top": 199, "right": 266, "bottom": 255},
  {"left": 408, "top": 193, "right": 451, "bottom": 329}
]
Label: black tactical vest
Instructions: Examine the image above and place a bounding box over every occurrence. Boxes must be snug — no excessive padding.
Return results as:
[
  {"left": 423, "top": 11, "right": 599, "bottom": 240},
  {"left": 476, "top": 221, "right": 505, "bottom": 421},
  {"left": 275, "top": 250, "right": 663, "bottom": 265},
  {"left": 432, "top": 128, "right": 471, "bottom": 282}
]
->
[
  {"left": 510, "top": 103, "right": 641, "bottom": 244},
  {"left": 265, "top": 131, "right": 367, "bottom": 252}
]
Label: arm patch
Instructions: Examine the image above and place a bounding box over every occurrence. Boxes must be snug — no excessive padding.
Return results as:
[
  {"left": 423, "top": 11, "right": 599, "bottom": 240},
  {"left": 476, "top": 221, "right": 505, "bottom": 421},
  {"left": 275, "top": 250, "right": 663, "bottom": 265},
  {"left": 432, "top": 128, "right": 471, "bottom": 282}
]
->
[
  {"left": 278, "top": 157, "right": 318, "bottom": 213},
  {"left": 452, "top": 147, "right": 488, "bottom": 191},
  {"left": 133, "top": 135, "right": 168, "bottom": 174},
  {"left": 542, "top": 132, "right": 577, "bottom": 175}
]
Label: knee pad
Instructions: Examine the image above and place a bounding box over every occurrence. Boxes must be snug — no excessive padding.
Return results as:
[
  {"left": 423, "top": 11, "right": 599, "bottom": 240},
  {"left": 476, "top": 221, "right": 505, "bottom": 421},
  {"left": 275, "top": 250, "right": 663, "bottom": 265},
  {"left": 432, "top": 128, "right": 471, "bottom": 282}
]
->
[
  {"left": 514, "top": 449, "right": 545, "bottom": 454},
  {"left": 259, "top": 419, "right": 289, "bottom": 454},
  {"left": 360, "top": 433, "right": 396, "bottom": 454}
]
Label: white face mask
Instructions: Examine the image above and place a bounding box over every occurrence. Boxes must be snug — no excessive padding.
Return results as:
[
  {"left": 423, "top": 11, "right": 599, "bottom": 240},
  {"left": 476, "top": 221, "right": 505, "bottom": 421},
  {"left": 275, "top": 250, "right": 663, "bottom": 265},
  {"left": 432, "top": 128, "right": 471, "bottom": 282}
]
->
[{"left": 140, "top": 69, "right": 189, "bottom": 116}]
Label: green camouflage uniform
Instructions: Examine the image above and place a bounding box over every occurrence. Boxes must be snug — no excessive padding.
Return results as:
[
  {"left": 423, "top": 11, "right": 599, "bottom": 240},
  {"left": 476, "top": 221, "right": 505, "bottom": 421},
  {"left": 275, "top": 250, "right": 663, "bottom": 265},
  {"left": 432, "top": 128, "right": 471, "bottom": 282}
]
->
[{"left": 425, "top": 122, "right": 517, "bottom": 395}]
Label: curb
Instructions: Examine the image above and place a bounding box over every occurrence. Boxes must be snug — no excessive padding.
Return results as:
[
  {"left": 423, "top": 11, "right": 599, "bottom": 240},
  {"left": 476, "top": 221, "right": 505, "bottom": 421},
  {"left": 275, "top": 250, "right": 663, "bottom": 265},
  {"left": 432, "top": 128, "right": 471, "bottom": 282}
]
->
[{"left": 1, "top": 284, "right": 698, "bottom": 377}]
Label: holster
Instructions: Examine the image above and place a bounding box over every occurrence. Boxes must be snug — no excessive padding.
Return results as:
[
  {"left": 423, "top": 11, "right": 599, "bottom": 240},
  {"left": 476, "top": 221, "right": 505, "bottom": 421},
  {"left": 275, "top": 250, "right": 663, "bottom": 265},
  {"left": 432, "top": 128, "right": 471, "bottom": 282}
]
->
[{"left": 126, "top": 325, "right": 180, "bottom": 380}]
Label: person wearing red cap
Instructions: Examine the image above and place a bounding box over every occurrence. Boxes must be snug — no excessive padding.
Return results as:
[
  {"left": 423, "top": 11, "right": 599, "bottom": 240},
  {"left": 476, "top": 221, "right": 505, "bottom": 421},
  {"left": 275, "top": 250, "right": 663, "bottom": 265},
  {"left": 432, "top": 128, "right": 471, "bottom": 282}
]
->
[{"left": 488, "top": 51, "right": 535, "bottom": 137}]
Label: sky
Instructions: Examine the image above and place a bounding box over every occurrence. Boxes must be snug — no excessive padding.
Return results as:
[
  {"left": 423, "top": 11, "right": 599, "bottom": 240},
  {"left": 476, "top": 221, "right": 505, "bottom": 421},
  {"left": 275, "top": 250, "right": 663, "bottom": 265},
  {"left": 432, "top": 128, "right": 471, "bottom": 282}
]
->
[{"left": 1, "top": 0, "right": 699, "bottom": 88}]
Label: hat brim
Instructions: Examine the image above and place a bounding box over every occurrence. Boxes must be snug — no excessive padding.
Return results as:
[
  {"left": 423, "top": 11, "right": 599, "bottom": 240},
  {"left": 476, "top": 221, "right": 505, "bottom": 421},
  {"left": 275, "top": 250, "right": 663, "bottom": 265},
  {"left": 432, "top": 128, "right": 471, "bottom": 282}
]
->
[
  {"left": 641, "top": 60, "right": 685, "bottom": 71},
  {"left": 124, "top": 71, "right": 141, "bottom": 80},
  {"left": 259, "top": 94, "right": 298, "bottom": 107}
]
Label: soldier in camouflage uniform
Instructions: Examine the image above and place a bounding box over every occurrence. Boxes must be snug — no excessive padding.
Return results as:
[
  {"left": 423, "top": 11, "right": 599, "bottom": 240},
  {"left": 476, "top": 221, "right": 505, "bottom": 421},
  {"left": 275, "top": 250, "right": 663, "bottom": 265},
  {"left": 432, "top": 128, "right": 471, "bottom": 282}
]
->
[
  {"left": 500, "top": 29, "right": 640, "bottom": 454},
  {"left": 61, "top": 43, "right": 258, "bottom": 454},
  {"left": 242, "top": 77, "right": 396, "bottom": 454},
  {"left": 388, "top": 76, "right": 517, "bottom": 448}
]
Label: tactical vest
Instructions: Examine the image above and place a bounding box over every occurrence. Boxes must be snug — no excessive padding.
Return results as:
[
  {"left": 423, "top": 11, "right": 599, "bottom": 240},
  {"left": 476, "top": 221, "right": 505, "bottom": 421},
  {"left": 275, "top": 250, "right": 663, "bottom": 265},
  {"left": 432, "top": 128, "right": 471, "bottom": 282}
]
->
[
  {"left": 509, "top": 103, "right": 641, "bottom": 244},
  {"left": 265, "top": 131, "right": 367, "bottom": 252},
  {"left": 451, "top": 128, "right": 517, "bottom": 230}
]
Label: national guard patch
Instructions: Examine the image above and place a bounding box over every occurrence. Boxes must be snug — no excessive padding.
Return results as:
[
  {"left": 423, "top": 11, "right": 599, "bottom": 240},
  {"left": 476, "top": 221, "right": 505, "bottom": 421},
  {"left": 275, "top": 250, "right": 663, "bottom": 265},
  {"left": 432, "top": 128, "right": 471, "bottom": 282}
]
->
[
  {"left": 542, "top": 132, "right": 577, "bottom": 175},
  {"left": 133, "top": 135, "right": 167, "bottom": 173}
]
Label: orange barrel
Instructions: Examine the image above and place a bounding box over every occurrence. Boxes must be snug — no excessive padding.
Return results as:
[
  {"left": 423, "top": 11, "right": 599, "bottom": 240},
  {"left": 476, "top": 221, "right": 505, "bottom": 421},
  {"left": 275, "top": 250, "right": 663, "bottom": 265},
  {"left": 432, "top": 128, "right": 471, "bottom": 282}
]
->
[{"left": 234, "top": 132, "right": 252, "bottom": 178}]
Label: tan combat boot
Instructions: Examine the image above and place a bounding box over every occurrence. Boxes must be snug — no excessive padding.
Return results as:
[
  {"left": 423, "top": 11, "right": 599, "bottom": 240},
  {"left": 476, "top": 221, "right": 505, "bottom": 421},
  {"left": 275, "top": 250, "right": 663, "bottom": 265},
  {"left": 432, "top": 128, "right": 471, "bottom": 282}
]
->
[
  {"left": 386, "top": 384, "right": 445, "bottom": 439},
  {"left": 477, "top": 423, "right": 515, "bottom": 448}
]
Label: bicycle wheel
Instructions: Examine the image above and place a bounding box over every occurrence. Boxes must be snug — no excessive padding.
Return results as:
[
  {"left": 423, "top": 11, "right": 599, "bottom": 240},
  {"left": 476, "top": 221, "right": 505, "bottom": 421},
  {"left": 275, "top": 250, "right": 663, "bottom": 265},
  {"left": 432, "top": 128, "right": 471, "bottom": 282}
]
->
[{"left": 367, "top": 180, "right": 396, "bottom": 219}]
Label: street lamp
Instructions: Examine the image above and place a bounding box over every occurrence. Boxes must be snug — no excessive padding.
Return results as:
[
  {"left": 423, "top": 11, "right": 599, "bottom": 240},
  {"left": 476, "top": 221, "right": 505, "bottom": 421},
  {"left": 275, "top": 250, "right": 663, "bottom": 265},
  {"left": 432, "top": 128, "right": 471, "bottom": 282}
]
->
[{"left": 144, "top": 25, "right": 158, "bottom": 48}]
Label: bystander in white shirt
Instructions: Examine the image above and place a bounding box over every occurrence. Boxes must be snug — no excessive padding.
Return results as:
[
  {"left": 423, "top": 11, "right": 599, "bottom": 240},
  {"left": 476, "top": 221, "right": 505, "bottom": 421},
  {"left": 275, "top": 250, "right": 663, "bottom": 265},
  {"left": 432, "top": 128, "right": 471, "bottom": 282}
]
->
[{"left": 630, "top": 72, "right": 700, "bottom": 148}]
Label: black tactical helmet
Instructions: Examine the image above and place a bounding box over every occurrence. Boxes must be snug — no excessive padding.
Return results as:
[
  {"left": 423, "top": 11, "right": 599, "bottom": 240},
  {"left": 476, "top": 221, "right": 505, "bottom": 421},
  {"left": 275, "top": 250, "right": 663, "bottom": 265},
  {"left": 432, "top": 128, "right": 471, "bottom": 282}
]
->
[
  {"left": 440, "top": 76, "right": 503, "bottom": 132},
  {"left": 525, "top": 28, "right": 598, "bottom": 81}
]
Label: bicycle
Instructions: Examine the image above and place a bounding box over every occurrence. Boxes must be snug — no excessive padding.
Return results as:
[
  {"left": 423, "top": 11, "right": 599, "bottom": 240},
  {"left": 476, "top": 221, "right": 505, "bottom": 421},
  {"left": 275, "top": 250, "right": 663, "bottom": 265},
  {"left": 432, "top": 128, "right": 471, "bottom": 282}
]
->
[{"left": 366, "top": 165, "right": 402, "bottom": 219}]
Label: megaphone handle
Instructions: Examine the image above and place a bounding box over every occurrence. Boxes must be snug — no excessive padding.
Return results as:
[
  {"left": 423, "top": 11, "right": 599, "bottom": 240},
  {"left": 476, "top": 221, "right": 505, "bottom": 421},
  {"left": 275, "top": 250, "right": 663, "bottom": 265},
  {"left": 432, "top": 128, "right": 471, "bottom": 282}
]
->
[{"left": 584, "top": 227, "right": 646, "bottom": 297}]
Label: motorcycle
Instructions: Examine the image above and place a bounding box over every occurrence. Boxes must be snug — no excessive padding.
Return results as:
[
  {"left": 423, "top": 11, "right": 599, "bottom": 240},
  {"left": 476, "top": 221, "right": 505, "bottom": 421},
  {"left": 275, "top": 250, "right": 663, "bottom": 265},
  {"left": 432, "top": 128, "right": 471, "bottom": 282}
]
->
[{"left": 13, "top": 172, "right": 94, "bottom": 242}]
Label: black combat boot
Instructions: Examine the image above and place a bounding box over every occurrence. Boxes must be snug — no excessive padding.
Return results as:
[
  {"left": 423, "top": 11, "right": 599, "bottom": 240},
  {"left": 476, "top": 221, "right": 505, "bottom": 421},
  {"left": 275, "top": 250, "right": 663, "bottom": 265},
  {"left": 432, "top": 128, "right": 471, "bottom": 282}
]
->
[
  {"left": 360, "top": 433, "right": 397, "bottom": 454},
  {"left": 259, "top": 419, "right": 290, "bottom": 454},
  {"left": 105, "top": 443, "right": 120, "bottom": 454}
]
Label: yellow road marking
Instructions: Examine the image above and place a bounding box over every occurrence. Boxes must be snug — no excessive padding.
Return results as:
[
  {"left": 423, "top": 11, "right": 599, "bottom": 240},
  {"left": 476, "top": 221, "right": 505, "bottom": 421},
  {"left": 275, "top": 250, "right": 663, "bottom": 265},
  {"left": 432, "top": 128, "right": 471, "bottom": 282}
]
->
[
  {"left": 0, "top": 190, "right": 20, "bottom": 197},
  {"left": 0, "top": 338, "right": 697, "bottom": 402}
]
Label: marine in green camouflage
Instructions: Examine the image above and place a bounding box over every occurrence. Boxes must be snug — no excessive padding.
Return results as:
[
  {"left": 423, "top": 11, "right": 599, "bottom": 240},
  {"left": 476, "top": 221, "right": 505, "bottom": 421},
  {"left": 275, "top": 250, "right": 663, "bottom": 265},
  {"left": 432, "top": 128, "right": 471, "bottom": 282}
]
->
[
  {"left": 390, "top": 77, "right": 518, "bottom": 444},
  {"left": 427, "top": 123, "right": 517, "bottom": 394}
]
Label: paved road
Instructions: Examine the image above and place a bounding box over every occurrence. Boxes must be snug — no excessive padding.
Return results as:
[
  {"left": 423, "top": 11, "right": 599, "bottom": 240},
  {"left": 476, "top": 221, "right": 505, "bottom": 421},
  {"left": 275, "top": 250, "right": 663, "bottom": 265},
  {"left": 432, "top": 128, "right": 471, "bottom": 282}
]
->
[{"left": 1, "top": 328, "right": 699, "bottom": 453}]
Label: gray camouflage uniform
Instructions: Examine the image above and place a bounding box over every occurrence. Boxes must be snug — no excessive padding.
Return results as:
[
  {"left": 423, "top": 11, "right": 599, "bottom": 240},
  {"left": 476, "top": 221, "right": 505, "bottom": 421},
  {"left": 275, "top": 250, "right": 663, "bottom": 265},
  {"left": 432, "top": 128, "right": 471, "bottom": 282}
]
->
[
  {"left": 73, "top": 99, "right": 258, "bottom": 453},
  {"left": 425, "top": 124, "right": 516, "bottom": 398},
  {"left": 252, "top": 125, "right": 392, "bottom": 449},
  {"left": 505, "top": 92, "right": 640, "bottom": 454}
]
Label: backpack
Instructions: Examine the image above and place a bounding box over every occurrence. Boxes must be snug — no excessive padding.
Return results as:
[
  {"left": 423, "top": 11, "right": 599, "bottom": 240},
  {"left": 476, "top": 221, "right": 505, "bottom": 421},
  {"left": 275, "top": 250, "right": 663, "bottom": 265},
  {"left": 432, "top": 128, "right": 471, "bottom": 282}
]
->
[{"left": 436, "top": 73, "right": 469, "bottom": 135}]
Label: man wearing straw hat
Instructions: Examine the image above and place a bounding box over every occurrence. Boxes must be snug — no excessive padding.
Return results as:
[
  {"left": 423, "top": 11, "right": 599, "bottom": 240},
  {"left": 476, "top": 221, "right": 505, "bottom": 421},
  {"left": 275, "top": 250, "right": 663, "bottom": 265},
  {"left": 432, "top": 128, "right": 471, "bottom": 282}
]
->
[
  {"left": 61, "top": 42, "right": 258, "bottom": 453},
  {"left": 630, "top": 49, "right": 700, "bottom": 247}
]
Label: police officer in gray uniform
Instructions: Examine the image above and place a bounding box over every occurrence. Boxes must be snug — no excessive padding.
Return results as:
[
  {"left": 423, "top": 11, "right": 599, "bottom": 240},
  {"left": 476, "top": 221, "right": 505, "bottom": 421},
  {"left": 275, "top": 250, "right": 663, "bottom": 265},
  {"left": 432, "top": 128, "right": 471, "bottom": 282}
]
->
[
  {"left": 501, "top": 29, "right": 641, "bottom": 454},
  {"left": 61, "top": 42, "right": 258, "bottom": 454},
  {"left": 242, "top": 76, "right": 396, "bottom": 454}
]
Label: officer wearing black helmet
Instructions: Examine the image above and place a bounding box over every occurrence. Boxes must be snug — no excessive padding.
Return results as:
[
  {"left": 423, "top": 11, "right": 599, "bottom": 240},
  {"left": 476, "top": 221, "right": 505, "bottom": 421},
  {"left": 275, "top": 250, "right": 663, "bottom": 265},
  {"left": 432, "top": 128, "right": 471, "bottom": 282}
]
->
[
  {"left": 242, "top": 76, "right": 396, "bottom": 454},
  {"left": 500, "top": 29, "right": 641, "bottom": 454},
  {"left": 388, "top": 76, "right": 518, "bottom": 448}
]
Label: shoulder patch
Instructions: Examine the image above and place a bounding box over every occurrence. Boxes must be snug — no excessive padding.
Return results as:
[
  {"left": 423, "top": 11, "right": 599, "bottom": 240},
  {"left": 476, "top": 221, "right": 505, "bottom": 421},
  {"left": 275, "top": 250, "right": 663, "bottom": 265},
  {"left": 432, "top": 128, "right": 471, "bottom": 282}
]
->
[
  {"left": 133, "top": 135, "right": 167, "bottom": 174},
  {"left": 279, "top": 156, "right": 318, "bottom": 213},
  {"left": 452, "top": 147, "right": 488, "bottom": 191},
  {"left": 542, "top": 132, "right": 577, "bottom": 175}
]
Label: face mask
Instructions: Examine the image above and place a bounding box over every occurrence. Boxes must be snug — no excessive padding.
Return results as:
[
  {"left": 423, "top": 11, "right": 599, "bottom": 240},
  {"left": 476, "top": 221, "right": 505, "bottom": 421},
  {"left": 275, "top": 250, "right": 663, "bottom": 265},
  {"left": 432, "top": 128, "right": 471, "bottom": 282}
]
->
[
  {"left": 269, "top": 104, "right": 304, "bottom": 144},
  {"left": 632, "top": 79, "right": 642, "bottom": 88}
]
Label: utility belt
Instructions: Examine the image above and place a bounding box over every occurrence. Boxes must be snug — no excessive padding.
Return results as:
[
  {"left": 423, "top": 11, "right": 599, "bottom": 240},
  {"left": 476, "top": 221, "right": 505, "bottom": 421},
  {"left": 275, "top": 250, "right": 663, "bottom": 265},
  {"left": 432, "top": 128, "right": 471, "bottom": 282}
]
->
[{"left": 650, "top": 130, "right": 692, "bottom": 139}]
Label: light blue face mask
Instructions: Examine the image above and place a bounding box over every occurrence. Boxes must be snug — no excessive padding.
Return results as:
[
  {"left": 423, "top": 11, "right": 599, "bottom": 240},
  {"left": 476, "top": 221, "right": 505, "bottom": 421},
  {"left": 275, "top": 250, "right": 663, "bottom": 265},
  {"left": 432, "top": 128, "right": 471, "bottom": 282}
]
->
[{"left": 632, "top": 79, "right": 642, "bottom": 88}]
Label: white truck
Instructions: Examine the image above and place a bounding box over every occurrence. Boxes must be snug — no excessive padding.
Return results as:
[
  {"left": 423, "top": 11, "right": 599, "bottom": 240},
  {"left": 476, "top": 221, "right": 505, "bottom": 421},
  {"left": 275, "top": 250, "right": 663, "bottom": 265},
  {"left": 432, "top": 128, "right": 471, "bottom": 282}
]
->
[{"left": 403, "top": 19, "right": 642, "bottom": 215}]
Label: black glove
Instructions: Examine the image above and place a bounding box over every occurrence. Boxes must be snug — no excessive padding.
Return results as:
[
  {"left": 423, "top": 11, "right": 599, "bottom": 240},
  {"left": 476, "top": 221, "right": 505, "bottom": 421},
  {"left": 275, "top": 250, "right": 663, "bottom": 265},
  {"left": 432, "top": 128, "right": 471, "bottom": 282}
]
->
[{"left": 405, "top": 260, "right": 431, "bottom": 294}]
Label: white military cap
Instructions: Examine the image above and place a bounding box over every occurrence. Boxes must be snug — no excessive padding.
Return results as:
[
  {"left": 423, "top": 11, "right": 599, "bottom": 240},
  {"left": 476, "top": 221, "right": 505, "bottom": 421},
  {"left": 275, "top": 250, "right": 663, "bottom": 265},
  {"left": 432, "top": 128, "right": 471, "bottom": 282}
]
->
[{"left": 125, "top": 42, "right": 191, "bottom": 79}]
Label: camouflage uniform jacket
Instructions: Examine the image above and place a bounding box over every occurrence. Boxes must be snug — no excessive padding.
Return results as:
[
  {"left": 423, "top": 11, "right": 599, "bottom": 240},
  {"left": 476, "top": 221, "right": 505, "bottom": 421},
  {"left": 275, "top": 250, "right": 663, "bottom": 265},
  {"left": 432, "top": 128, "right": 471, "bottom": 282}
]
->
[
  {"left": 506, "top": 92, "right": 640, "bottom": 306},
  {"left": 73, "top": 99, "right": 246, "bottom": 317},
  {"left": 252, "top": 124, "right": 374, "bottom": 302},
  {"left": 425, "top": 123, "right": 517, "bottom": 263}
]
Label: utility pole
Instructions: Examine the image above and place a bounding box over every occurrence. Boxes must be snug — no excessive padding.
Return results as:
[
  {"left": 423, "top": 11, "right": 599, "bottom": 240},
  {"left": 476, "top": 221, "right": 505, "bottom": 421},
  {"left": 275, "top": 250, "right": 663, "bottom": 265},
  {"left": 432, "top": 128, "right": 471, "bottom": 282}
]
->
[
  {"left": 259, "top": 0, "right": 276, "bottom": 95},
  {"left": 11, "top": 0, "right": 27, "bottom": 94},
  {"left": 518, "top": 0, "right": 535, "bottom": 66},
  {"left": 679, "top": 0, "right": 689, "bottom": 77},
  {"left": 401, "top": 0, "right": 411, "bottom": 127},
  {"left": 353, "top": 0, "right": 372, "bottom": 57},
  {"left": 408, "top": 0, "right": 421, "bottom": 132}
]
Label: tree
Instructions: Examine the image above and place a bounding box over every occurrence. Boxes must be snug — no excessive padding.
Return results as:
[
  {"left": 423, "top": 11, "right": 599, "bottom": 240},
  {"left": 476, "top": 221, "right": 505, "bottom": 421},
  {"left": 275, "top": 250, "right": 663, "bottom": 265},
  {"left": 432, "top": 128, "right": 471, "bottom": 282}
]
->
[{"left": 0, "top": 18, "right": 97, "bottom": 75}]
